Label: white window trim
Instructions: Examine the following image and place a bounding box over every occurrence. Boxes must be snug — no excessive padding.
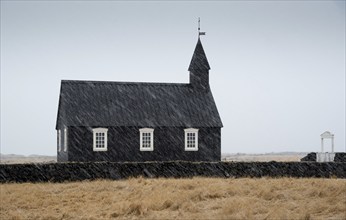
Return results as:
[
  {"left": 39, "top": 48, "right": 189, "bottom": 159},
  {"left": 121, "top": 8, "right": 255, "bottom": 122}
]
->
[
  {"left": 58, "top": 130, "right": 61, "bottom": 152},
  {"left": 139, "top": 128, "right": 154, "bottom": 151},
  {"left": 64, "top": 128, "right": 68, "bottom": 152},
  {"left": 93, "top": 128, "right": 108, "bottom": 151},
  {"left": 184, "top": 128, "right": 199, "bottom": 151}
]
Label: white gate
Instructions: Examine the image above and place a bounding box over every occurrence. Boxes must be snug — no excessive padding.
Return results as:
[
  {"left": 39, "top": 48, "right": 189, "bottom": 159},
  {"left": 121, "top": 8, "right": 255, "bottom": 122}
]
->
[{"left": 318, "top": 131, "right": 335, "bottom": 162}]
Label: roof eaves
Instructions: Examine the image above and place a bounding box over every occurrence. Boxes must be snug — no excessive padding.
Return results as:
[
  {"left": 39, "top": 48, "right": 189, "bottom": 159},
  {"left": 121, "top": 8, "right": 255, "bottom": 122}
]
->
[{"left": 61, "top": 79, "right": 189, "bottom": 87}]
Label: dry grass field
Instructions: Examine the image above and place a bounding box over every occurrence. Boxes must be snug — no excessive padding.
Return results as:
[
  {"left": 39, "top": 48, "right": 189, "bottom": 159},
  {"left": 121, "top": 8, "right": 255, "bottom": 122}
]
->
[{"left": 1, "top": 178, "right": 345, "bottom": 220}]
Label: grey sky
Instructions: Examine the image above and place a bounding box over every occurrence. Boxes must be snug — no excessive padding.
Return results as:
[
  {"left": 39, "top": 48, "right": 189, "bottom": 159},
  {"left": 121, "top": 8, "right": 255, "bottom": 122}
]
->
[{"left": 1, "top": 1, "right": 345, "bottom": 155}]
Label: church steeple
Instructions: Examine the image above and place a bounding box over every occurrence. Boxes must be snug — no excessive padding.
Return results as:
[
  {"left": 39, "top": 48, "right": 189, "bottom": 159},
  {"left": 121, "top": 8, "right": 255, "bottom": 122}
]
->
[
  {"left": 188, "top": 37, "right": 210, "bottom": 72},
  {"left": 188, "top": 19, "right": 210, "bottom": 91}
]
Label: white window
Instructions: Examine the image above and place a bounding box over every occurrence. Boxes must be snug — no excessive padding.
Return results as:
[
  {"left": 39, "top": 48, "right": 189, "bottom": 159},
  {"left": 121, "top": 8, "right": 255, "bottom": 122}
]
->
[
  {"left": 140, "top": 128, "right": 154, "bottom": 151},
  {"left": 64, "top": 128, "right": 68, "bottom": 152},
  {"left": 184, "top": 128, "right": 198, "bottom": 151},
  {"left": 93, "top": 128, "right": 108, "bottom": 151},
  {"left": 57, "top": 130, "right": 61, "bottom": 151}
]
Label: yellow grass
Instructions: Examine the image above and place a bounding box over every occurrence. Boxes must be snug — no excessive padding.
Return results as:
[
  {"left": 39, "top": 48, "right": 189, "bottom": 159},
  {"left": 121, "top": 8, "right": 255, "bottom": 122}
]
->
[{"left": 1, "top": 178, "right": 345, "bottom": 220}]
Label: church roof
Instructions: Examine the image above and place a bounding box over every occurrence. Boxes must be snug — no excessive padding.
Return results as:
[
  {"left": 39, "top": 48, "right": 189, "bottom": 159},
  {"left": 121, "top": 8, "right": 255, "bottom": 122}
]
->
[
  {"left": 56, "top": 37, "right": 222, "bottom": 129},
  {"left": 188, "top": 38, "right": 210, "bottom": 72},
  {"left": 56, "top": 80, "right": 223, "bottom": 128}
]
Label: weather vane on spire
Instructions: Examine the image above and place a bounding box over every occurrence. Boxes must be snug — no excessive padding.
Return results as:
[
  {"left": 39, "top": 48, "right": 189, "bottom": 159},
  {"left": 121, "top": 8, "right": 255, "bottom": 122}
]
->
[{"left": 198, "top": 17, "right": 206, "bottom": 37}]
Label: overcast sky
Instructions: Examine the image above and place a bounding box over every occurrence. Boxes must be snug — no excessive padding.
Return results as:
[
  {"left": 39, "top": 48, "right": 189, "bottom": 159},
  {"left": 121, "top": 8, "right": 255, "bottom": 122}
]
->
[{"left": 1, "top": 1, "right": 345, "bottom": 155}]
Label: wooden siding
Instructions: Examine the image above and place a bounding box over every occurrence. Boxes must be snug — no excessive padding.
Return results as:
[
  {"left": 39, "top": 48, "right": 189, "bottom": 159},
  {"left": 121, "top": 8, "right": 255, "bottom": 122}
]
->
[{"left": 58, "top": 126, "right": 221, "bottom": 162}]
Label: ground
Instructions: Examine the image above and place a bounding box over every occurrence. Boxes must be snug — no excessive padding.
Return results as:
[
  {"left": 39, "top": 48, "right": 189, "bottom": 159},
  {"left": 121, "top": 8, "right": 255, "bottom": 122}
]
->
[{"left": 1, "top": 178, "right": 345, "bottom": 220}]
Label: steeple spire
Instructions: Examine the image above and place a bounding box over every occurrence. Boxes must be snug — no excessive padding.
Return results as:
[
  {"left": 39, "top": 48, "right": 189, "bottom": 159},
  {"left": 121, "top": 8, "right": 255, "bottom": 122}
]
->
[
  {"left": 188, "top": 18, "right": 210, "bottom": 91},
  {"left": 188, "top": 37, "right": 210, "bottom": 72}
]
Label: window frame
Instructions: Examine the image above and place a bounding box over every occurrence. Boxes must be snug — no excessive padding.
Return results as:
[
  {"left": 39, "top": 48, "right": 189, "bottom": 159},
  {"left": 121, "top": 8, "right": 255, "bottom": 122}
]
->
[
  {"left": 64, "top": 128, "right": 68, "bottom": 152},
  {"left": 139, "top": 128, "right": 154, "bottom": 151},
  {"left": 57, "top": 130, "right": 62, "bottom": 152},
  {"left": 184, "top": 128, "right": 199, "bottom": 151},
  {"left": 93, "top": 128, "right": 108, "bottom": 151}
]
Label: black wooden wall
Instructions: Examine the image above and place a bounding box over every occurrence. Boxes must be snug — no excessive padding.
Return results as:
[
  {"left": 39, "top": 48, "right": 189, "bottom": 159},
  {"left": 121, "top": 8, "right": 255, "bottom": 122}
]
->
[{"left": 58, "top": 126, "right": 221, "bottom": 162}]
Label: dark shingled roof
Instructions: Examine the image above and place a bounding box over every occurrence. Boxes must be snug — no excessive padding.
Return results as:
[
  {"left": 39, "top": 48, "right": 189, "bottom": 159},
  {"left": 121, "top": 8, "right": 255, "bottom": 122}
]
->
[
  {"left": 188, "top": 38, "right": 210, "bottom": 72},
  {"left": 56, "top": 80, "right": 223, "bottom": 128},
  {"left": 56, "top": 38, "right": 222, "bottom": 129}
]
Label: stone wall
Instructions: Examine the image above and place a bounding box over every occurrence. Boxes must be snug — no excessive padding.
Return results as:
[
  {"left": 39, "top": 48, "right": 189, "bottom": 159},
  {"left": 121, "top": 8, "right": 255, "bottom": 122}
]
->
[
  {"left": 335, "top": 153, "right": 346, "bottom": 162},
  {"left": 1, "top": 161, "right": 345, "bottom": 183},
  {"left": 301, "top": 152, "right": 346, "bottom": 162},
  {"left": 301, "top": 153, "right": 316, "bottom": 162}
]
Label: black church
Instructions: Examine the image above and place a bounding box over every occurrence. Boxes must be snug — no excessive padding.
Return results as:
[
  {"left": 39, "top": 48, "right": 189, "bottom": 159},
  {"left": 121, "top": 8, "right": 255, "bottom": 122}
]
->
[{"left": 56, "top": 36, "right": 223, "bottom": 162}]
